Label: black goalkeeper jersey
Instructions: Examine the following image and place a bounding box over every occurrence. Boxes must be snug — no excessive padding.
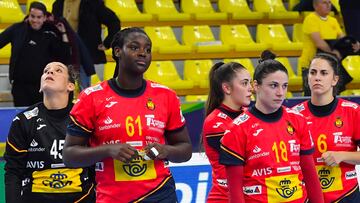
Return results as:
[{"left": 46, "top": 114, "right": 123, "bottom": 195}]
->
[{"left": 4, "top": 102, "right": 95, "bottom": 203}]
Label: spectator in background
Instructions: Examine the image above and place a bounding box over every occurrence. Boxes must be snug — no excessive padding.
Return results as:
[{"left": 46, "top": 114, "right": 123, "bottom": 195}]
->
[
  {"left": 52, "top": 0, "right": 120, "bottom": 67},
  {"left": 0, "top": 1, "right": 70, "bottom": 107},
  {"left": 292, "top": 53, "right": 360, "bottom": 202},
  {"left": 339, "top": 0, "right": 360, "bottom": 42},
  {"left": 298, "top": 0, "right": 358, "bottom": 95},
  {"left": 47, "top": 13, "right": 96, "bottom": 89},
  {"left": 202, "top": 62, "right": 252, "bottom": 202},
  {"left": 4, "top": 62, "right": 95, "bottom": 203}
]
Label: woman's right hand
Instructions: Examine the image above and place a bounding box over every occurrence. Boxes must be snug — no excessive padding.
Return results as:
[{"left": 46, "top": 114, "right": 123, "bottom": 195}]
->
[{"left": 107, "top": 143, "right": 138, "bottom": 163}]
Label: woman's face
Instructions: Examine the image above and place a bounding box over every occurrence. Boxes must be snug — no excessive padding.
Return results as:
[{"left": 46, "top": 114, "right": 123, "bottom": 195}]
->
[
  {"left": 40, "top": 62, "right": 74, "bottom": 94},
  {"left": 225, "top": 69, "right": 252, "bottom": 107},
  {"left": 308, "top": 58, "right": 338, "bottom": 96},
  {"left": 115, "top": 32, "right": 152, "bottom": 76},
  {"left": 254, "top": 70, "right": 288, "bottom": 113},
  {"left": 28, "top": 8, "right": 46, "bottom": 30}
]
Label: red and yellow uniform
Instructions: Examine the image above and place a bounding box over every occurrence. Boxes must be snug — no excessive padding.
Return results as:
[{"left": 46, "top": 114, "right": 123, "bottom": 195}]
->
[
  {"left": 68, "top": 79, "right": 186, "bottom": 203},
  {"left": 202, "top": 105, "right": 243, "bottom": 202},
  {"left": 293, "top": 98, "right": 360, "bottom": 202},
  {"left": 220, "top": 106, "right": 314, "bottom": 203}
]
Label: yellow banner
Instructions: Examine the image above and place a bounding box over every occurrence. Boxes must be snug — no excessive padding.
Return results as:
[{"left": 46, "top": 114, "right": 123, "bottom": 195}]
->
[
  {"left": 316, "top": 165, "right": 343, "bottom": 192},
  {"left": 114, "top": 156, "right": 157, "bottom": 181},
  {"left": 32, "top": 168, "right": 83, "bottom": 193},
  {"left": 265, "top": 174, "right": 303, "bottom": 202}
]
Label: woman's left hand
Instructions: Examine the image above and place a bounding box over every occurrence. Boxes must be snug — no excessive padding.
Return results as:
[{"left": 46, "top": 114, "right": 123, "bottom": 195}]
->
[
  {"left": 144, "top": 143, "right": 168, "bottom": 160},
  {"left": 55, "top": 22, "right": 66, "bottom": 33},
  {"left": 322, "top": 151, "right": 343, "bottom": 167}
]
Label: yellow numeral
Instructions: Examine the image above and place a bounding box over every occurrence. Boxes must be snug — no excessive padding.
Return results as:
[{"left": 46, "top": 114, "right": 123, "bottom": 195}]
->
[
  {"left": 272, "top": 141, "right": 288, "bottom": 163},
  {"left": 125, "top": 116, "right": 142, "bottom": 137},
  {"left": 317, "top": 134, "right": 327, "bottom": 153}
]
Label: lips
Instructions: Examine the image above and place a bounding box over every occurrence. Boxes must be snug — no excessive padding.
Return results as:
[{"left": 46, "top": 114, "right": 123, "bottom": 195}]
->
[{"left": 45, "top": 76, "right": 54, "bottom": 81}]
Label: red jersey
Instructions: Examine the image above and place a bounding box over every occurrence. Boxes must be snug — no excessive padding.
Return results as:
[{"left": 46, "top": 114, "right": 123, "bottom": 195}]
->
[
  {"left": 292, "top": 98, "right": 360, "bottom": 203},
  {"left": 68, "top": 79, "right": 186, "bottom": 203},
  {"left": 202, "top": 105, "right": 243, "bottom": 202},
  {"left": 220, "top": 106, "right": 314, "bottom": 203}
]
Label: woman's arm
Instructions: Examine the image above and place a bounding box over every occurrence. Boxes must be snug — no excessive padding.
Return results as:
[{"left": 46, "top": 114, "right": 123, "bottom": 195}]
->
[
  {"left": 322, "top": 151, "right": 360, "bottom": 166},
  {"left": 226, "top": 165, "right": 245, "bottom": 203},
  {"left": 300, "top": 154, "right": 324, "bottom": 203},
  {"left": 63, "top": 134, "right": 137, "bottom": 168}
]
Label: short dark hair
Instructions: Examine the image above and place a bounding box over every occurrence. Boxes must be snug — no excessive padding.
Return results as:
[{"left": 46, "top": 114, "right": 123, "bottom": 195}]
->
[
  {"left": 254, "top": 50, "right": 288, "bottom": 85},
  {"left": 29, "top": 1, "right": 47, "bottom": 15}
]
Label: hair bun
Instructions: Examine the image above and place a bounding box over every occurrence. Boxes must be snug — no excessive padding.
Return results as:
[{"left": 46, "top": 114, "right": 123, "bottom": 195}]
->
[{"left": 259, "top": 50, "right": 276, "bottom": 63}]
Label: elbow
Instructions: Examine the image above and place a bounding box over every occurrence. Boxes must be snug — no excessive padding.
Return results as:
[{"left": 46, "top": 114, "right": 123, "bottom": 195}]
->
[{"left": 183, "top": 143, "right": 193, "bottom": 162}]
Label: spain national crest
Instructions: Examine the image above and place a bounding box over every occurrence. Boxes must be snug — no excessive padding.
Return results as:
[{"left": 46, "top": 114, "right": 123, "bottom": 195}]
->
[
  {"left": 287, "top": 122, "right": 294, "bottom": 135},
  {"left": 146, "top": 98, "right": 155, "bottom": 110},
  {"left": 335, "top": 117, "right": 343, "bottom": 128}
]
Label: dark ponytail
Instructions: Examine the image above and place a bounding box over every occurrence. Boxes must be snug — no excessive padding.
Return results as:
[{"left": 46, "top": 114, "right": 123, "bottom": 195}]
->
[{"left": 205, "top": 62, "right": 246, "bottom": 116}]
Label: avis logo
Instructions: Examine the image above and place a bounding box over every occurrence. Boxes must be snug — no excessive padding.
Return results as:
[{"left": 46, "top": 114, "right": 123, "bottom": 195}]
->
[
  {"left": 318, "top": 168, "right": 335, "bottom": 189},
  {"left": 276, "top": 178, "right": 297, "bottom": 198},
  {"left": 123, "top": 157, "right": 147, "bottom": 177},
  {"left": 42, "top": 172, "right": 72, "bottom": 189}
]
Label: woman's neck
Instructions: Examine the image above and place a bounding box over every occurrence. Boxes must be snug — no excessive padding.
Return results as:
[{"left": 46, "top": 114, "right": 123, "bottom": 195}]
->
[
  {"left": 222, "top": 98, "right": 242, "bottom": 112},
  {"left": 254, "top": 102, "right": 278, "bottom": 114},
  {"left": 311, "top": 92, "right": 334, "bottom": 106},
  {"left": 116, "top": 74, "right": 143, "bottom": 90},
  {"left": 43, "top": 93, "right": 69, "bottom": 110}
]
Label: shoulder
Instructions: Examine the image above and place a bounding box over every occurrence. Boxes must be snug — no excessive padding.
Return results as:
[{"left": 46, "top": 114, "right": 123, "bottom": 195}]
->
[
  {"left": 232, "top": 112, "right": 251, "bottom": 126},
  {"left": 291, "top": 101, "right": 308, "bottom": 114},
  {"left": 146, "top": 80, "right": 178, "bottom": 97},
  {"left": 304, "top": 12, "right": 318, "bottom": 22},
  {"left": 18, "top": 103, "right": 43, "bottom": 121},
  {"left": 338, "top": 98, "right": 359, "bottom": 111}
]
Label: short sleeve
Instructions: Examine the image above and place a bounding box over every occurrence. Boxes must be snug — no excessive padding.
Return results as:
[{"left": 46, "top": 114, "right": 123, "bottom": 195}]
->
[
  {"left": 352, "top": 106, "right": 360, "bottom": 144},
  {"left": 297, "top": 115, "right": 315, "bottom": 155},
  {"left": 166, "top": 92, "right": 185, "bottom": 131},
  {"left": 67, "top": 91, "right": 96, "bottom": 137},
  {"left": 332, "top": 18, "right": 343, "bottom": 36},
  {"left": 4, "top": 114, "right": 29, "bottom": 203},
  {"left": 303, "top": 14, "right": 320, "bottom": 34},
  {"left": 220, "top": 123, "right": 246, "bottom": 166},
  {"left": 203, "top": 114, "right": 228, "bottom": 151}
]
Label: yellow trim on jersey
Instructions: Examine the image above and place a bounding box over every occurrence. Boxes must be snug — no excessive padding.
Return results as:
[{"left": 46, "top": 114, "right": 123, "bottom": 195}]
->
[
  {"left": 74, "top": 183, "right": 94, "bottom": 203},
  {"left": 70, "top": 115, "right": 92, "bottom": 133},
  {"left": 206, "top": 132, "right": 224, "bottom": 138},
  {"left": 220, "top": 145, "right": 244, "bottom": 162},
  {"left": 6, "top": 139, "right": 27, "bottom": 153},
  {"left": 134, "top": 175, "right": 172, "bottom": 203},
  {"left": 334, "top": 184, "right": 359, "bottom": 203}
]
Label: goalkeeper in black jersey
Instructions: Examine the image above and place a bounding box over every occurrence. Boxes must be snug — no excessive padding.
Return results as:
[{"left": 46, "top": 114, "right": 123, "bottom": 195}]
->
[{"left": 4, "top": 62, "right": 95, "bottom": 203}]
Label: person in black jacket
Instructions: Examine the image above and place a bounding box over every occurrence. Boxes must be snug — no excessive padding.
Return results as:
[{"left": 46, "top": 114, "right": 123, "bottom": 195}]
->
[
  {"left": 4, "top": 61, "right": 95, "bottom": 203},
  {"left": 52, "top": 0, "right": 120, "bottom": 65},
  {"left": 0, "top": 2, "right": 71, "bottom": 107}
]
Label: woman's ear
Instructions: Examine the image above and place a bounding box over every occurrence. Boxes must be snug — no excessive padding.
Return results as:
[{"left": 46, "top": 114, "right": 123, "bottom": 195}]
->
[
  {"left": 332, "top": 75, "right": 339, "bottom": 87},
  {"left": 67, "top": 82, "right": 75, "bottom": 92},
  {"left": 114, "top": 47, "right": 121, "bottom": 57},
  {"left": 222, "top": 82, "right": 231, "bottom": 95},
  {"left": 252, "top": 80, "right": 259, "bottom": 93}
]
